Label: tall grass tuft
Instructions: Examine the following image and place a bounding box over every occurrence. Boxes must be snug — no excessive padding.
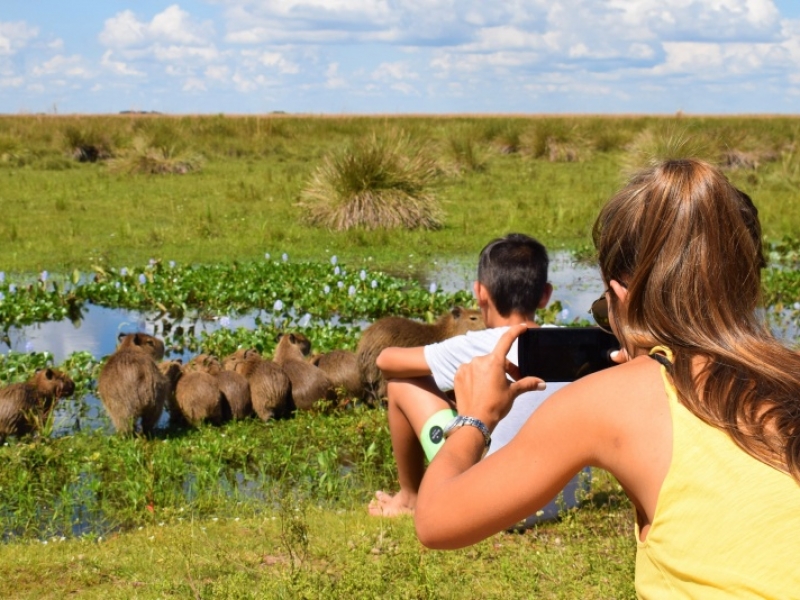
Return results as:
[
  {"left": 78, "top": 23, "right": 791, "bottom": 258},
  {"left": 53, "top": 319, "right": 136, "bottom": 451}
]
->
[
  {"left": 108, "top": 135, "right": 204, "bottom": 175},
  {"left": 521, "top": 121, "right": 592, "bottom": 162},
  {"left": 442, "top": 130, "right": 489, "bottom": 174},
  {"left": 299, "top": 130, "right": 442, "bottom": 231},
  {"left": 622, "top": 125, "right": 716, "bottom": 176}
]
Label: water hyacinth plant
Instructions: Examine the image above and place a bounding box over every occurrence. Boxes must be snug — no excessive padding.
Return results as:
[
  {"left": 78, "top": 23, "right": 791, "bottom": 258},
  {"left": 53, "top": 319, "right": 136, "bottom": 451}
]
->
[{"left": 298, "top": 130, "right": 442, "bottom": 231}]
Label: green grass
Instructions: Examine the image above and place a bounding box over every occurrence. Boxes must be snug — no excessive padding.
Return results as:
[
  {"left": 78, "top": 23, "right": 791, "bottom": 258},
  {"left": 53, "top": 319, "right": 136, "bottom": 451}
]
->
[
  {"left": 1, "top": 114, "right": 800, "bottom": 274},
  {"left": 0, "top": 470, "right": 635, "bottom": 599}
]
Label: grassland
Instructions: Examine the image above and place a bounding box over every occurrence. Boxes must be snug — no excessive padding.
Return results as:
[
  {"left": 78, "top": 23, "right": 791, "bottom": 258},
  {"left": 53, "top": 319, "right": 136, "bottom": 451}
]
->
[{"left": 2, "top": 114, "right": 800, "bottom": 599}]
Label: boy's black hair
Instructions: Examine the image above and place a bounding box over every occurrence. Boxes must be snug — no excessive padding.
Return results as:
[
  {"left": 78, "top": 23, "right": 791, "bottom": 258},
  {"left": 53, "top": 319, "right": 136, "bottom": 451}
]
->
[{"left": 477, "top": 233, "right": 549, "bottom": 318}]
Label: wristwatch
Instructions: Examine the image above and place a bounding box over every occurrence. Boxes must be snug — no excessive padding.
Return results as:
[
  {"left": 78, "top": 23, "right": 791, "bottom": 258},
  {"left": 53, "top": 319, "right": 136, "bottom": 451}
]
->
[{"left": 443, "top": 415, "right": 492, "bottom": 455}]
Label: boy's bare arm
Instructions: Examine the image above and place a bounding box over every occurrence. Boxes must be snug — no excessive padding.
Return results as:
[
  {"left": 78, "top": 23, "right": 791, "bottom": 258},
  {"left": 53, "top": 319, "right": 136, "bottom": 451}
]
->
[{"left": 376, "top": 346, "right": 431, "bottom": 379}]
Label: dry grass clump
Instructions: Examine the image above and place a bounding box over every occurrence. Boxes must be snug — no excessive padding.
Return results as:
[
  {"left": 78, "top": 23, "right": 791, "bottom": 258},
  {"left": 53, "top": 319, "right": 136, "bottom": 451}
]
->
[
  {"left": 108, "top": 135, "right": 204, "bottom": 175},
  {"left": 521, "top": 122, "right": 592, "bottom": 162},
  {"left": 621, "top": 127, "right": 716, "bottom": 177},
  {"left": 299, "top": 131, "right": 442, "bottom": 231}
]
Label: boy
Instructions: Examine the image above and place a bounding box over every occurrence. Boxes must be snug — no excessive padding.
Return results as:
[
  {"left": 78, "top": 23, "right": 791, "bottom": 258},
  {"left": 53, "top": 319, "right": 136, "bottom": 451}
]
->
[{"left": 369, "top": 233, "right": 577, "bottom": 518}]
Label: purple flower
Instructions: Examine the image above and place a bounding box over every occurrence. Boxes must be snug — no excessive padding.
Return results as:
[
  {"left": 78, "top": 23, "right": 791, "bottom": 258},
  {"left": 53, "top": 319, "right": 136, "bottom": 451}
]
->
[
  {"left": 334, "top": 266, "right": 341, "bottom": 276},
  {"left": 371, "top": 280, "right": 378, "bottom": 289},
  {"left": 0, "top": 272, "right": 4, "bottom": 283},
  {"left": 40, "top": 270, "right": 48, "bottom": 282},
  {"left": 219, "top": 316, "right": 231, "bottom": 328},
  {"left": 114, "top": 281, "right": 120, "bottom": 289},
  {"left": 273, "top": 299, "right": 284, "bottom": 311},
  {"left": 348, "top": 285, "right": 356, "bottom": 296},
  {"left": 323, "top": 285, "right": 331, "bottom": 294},
  {"left": 0, "top": 292, "right": 4, "bottom": 302},
  {"left": 298, "top": 313, "right": 311, "bottom": 327},
  {"left": 264, "top": 252, "right": 271, "bottom": 260},
  {"left": 330, "top": 255, "right": 338, "bottom": 266},
  {"left": 428, "top": 282, "right": 437, "bottom": 294},
  {"left": 149, "top": 258, "right": 157, "bottom": 266},
  {"left": 359, "top": 270, "right": 367, "bottom": 281},
  {"left": 120, "top": 267, "right": 128, "bottom": 277},
  {"left": 9, "top": 284, "right": 16, "bottom": 294},
  {"left": 138, "top": 274, "right": 146, "bottom": 285},
  {"left": 337, "top": 281, "right": 344, "bottom": 289},
  {"left": 281, "top": 253, "right": 288, "bottom": 262},
  {"left": 169, "top": 261, "right": 176, "bottom": 269},
  {"left": 24, "top": 341, "right": 34, "bottom": 353}
]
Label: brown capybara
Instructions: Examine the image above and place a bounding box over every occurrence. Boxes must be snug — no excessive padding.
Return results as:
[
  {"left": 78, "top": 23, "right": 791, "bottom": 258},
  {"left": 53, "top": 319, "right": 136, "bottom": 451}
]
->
[
  {"left": 223, "top": 349, "right": 292, "bottom": 421},
  {"left": 117, "top": 332, "right": 165, "bottom": 361},
  {"left": 174, "top": 369, "right": 225, "bottom": 427},
  {"left": 0, "top": 368, "right": 75, "bottom": 442},
  {"left": 274, "top": 333, "right": 336, "bottom": 411},
  {"left": 97, "top": 333, "right": 171, "bottom": 435},
  {"left": 310, "top": 350, "right": 363, "bottom": 401},
  {"left": 186, "top": 354, "right": 252, "bottom": 420},
  {"left": 158, "top": 359, "right": 184, "bottom": 424},
  {"left": 356, "top": 306, "right": 485, "bottom": 401}
]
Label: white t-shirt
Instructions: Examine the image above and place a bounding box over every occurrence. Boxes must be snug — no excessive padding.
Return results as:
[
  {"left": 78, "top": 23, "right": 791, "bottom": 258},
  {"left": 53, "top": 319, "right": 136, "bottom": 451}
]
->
[{"left": 423, "top": 326, "right": 588, "bottom": 525}]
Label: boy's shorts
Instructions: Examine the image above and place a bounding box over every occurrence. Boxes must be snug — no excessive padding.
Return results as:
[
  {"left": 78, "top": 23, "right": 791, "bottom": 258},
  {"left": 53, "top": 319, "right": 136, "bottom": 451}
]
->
[{"left": 420, "top": 408, "right": 458, "bottom": 462}]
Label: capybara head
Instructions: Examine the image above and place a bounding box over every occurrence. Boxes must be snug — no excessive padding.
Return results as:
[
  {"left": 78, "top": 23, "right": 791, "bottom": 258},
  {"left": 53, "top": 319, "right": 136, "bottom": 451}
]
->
[
  {"left": 185, "top": 354, "right": 222, "bottom": 375},
  {"left": 117, "top": 332, "right": 166, "bottom": 360},
  {"left": 438, "top": 306, "right": 485, "bottom": 336},
  {"left": 276, "top": 332, "right": 311, "bottom": 357},
  {"left": 31, "top": 368, "right": 75, "bottom": 399},
  {"left": 274, "top": 333, "right": 312, "bottom": 362}
]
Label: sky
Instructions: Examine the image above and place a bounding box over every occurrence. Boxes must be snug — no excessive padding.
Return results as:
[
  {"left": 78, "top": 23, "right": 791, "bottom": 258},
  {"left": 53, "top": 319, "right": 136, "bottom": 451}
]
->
[{"left": 2, "top": 1, "right": 800, "bottom": 115}]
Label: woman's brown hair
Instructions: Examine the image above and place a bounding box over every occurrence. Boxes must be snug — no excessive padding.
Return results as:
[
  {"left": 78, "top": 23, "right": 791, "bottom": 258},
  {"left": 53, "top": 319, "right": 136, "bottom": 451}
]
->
[{"left": 593, "top": 158, "right": 800, "bottom": 483}]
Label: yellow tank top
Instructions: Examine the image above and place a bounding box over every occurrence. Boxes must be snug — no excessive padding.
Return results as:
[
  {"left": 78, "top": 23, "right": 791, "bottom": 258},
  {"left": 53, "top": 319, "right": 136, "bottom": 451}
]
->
[{"left": 635, "top": 347, "right": 800, "bottom": 599}]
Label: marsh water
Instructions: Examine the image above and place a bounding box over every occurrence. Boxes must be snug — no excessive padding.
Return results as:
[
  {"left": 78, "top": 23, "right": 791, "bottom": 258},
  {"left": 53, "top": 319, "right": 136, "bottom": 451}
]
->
[{"left": 1, "top": 252, "right": 796, "bottom": 436}]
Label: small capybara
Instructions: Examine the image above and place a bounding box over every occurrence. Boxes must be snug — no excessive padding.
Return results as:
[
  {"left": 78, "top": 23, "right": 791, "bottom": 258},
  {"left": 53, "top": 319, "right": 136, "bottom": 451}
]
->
[
  {"left": 222, "top": 349, "right": 292, "bottom": 421},
  {"left": 174, "top": 369, "right": 225, "bottom": 427},
  {"left": 97, "top": 332, "right": 170, "bottom": 435},
  {"left": 186, "top": 354, "right": 253, "bottom": 420},
  {"left": 117, "top": 332, "right": 165, "bottom": 361},
  {"left": 158, "top": 359, "right": 184, "bottom": 424},
  {"left": 274, "top": 333, "right": 336, "bottom": 411},
  {"left": 356, "top": 306, "right": 486, "bottom": 401},
  {"left": 0, "top": 368, "right": 75, "bottom": 442},
  {"left": 310, "top": 350, "right": 364, "bottom": 401}
]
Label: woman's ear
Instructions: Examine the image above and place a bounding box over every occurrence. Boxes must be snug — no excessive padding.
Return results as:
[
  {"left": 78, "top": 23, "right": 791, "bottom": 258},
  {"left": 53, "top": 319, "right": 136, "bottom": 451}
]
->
[{"left": 609, "top": 279, "right": 628, "bottom": 304}]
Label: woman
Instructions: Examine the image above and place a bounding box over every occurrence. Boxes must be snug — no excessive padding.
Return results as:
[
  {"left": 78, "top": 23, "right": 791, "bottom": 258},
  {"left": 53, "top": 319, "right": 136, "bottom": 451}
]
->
[{"left": 414, "top": 159, "right": 800, "bottom": 598}]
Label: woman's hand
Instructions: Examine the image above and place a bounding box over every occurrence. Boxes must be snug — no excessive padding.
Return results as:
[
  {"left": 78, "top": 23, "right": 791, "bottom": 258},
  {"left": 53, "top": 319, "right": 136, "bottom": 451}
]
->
[{"left": 453, "top": 324, "right": 546, "bottom": 430}]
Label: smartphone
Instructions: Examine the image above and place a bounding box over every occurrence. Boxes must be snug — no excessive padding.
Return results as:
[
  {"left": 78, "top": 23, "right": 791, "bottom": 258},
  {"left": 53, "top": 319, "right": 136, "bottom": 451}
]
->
[{"left": 517, "top": 327, "right": 620, "bottom": 382}]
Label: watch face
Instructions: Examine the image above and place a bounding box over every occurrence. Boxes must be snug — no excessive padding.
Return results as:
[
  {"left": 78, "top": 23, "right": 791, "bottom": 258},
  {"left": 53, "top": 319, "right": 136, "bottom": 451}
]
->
[{"left": 429, "top": 425, "right": 444, "bottom": 444}]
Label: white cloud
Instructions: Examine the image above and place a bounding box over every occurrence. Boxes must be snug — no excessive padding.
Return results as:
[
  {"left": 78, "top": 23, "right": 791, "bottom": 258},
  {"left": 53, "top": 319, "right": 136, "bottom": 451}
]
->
[
  {"left": 372, "top": 61, "right": 418, "bottom": 82},
  {"left": 32, "top": 54, "right": 91, "bottom": 78},
  {"left": 257, "top": 51, "right": 299, "bottom": 74},
  {"left": 0, "top": 76, "right": 24, "bottom": 88},
  {"left": 325, "top": 62, "right": 346, "bottom": 88},
  {"left": 100, "top": 5, "right": 214, "bottom": 49},
  {"left": 101, "top": 50, "right": 144, "bottom": 76},
  {"left": 0, "top": 21, "right": 38, "bottom": 56}
]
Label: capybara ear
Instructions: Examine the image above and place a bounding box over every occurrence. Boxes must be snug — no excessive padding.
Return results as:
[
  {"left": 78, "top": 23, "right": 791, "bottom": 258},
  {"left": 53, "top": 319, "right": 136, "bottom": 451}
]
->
[
  {"left": 133, "top": 333, "right": 143, "bottom": 346},
  {"left": 45, "top": 368, "right": 55, "bottom": 380},
  {"left": 288, "top": 333, "right": 297, "bottom": 343},
  {"left": 118, "top": 332, "right": 127, "bottom": 342},
  {"left": 176, "top": 358, "right": 183, "bottom": 365},
  {"left": 276, "top": 333, "right": 285, "bottom": 342},
  {"left": 451, "top": 306, "right": 463, "bottom": 318}
]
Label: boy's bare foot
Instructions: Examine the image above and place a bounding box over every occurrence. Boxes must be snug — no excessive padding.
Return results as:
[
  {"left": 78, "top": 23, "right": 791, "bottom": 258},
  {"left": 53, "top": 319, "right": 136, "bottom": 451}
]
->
[{"left": 368, "top": 490, "right": 416, "bottom": 517}]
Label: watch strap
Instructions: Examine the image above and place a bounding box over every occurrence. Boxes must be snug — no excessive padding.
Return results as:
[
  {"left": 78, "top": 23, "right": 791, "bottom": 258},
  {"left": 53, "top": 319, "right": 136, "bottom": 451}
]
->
[{"left": 443, "top": 415, "right": 492, "bottom": 450}]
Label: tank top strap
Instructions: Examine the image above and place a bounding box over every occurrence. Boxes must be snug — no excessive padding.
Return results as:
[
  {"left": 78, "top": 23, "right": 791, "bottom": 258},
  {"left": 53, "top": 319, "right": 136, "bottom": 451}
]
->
[{"left": 648, "top": 345, "right": 674, "bottom": 370}]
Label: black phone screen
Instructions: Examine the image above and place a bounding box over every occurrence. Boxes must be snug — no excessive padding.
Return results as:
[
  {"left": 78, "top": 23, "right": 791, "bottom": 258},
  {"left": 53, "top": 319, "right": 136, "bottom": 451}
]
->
[{"left": 517, "top": 327, "right": 620, "bottom": 382}]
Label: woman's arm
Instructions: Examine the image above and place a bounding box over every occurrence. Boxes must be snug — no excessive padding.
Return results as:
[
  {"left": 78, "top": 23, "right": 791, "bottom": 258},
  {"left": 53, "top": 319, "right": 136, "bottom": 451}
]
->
[{"left": 414, "top": 325, "right": 643, "bottom": 549}]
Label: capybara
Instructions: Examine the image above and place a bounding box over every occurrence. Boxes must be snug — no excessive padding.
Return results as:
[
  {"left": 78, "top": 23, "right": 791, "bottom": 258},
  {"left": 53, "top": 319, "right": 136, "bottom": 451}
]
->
[
  {"left": 186, "top": 354, "right": 252, "bottom": 420},
  {"left": 356, "top": 306, "right": 485, "bottom": 401},
  {"left": 274, "top": 333, "right": 336, "bottom": 411},
  {"left": 174, "top": 369, "right": 225, "bottom": 427},
  {"left": 97, "top": 333, "right": 170, "bottom": 435},
  {"left": 158, "top": 359, "right": 184, "bottom": 424},
  {"left": 0, "top": 368, "right": 75, "bottom": 442},
  {"left": 117, "top": 332, "right": 165, "bottom": 361},
  {"left": 310, "top": 350, "right": 363, "bottom": 401},
  {"left": 223, "top": 349, "right": 292, "bottom": 421}
]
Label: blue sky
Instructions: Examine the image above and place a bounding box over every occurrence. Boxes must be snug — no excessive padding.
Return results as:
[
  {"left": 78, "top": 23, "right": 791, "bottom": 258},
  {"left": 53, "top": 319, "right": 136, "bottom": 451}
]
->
[{"left": 2, "top": 1, "right": 800, "bottom": 115}]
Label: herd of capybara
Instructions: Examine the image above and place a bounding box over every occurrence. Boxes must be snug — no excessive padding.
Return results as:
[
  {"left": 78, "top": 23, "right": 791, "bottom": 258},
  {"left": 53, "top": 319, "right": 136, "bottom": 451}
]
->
[{"left": 0, "top": 306, "right": 485, "bottom": 440}]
